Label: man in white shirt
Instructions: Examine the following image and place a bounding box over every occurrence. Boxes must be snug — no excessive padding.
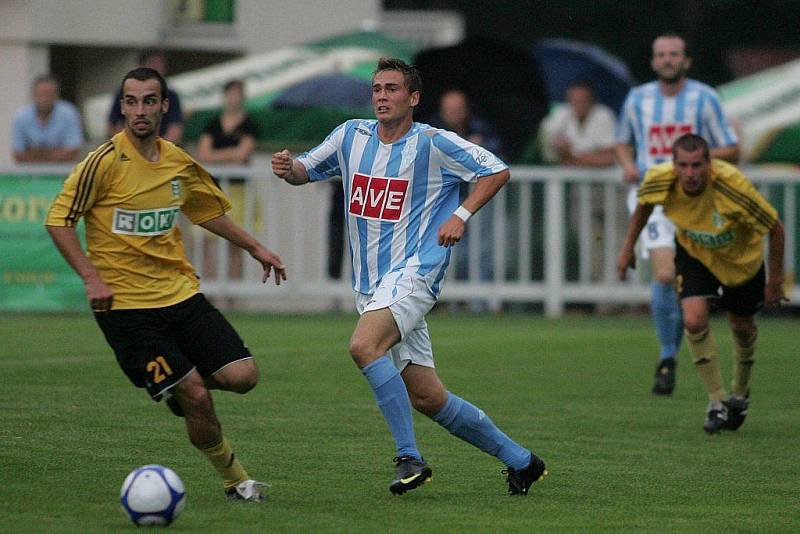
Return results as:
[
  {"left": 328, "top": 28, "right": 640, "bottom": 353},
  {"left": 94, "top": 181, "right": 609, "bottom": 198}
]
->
[{"left": 542, "top": 81, "right": 616, "bottom": 167}]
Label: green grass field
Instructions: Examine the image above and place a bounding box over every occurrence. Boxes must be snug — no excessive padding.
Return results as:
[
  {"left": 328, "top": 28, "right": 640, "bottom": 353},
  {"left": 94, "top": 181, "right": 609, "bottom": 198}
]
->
[{"left": 1, "top": 312, "right": 798, "bottom": 532}]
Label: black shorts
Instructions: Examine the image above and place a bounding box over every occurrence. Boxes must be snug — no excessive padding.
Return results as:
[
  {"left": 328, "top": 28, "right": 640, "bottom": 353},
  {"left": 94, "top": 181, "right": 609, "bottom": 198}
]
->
[
  {"left": 94, "top": 293, "right": 252, "bottom": 400},
  {"left": 674, "top": 241, "right": 765, "bottom": 316}
]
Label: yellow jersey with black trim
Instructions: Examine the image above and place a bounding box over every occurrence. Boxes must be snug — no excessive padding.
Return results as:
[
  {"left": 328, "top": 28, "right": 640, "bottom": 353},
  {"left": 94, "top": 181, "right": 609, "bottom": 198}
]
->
[
  {"left": 638, "top": 159, "right": 777, "bottom": 286},
  {"left": 45, "top": 132, "right": 231, "bottom": 309}
]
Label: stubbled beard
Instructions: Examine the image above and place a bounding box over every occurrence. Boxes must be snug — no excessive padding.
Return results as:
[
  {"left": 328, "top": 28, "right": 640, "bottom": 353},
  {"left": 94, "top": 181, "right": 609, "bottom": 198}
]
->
[
  {"left": 129, "top": 124, "right": 155, "bottom": 138},
  {"left": 659, "top": 68, "right": 686, "bottom": 84}
]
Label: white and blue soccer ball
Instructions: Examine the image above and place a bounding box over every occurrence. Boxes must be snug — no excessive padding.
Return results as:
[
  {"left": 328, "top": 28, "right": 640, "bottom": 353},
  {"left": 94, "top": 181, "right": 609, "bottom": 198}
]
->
[{"left": 120, "top": 464, "right": 186, "bottom": 526}]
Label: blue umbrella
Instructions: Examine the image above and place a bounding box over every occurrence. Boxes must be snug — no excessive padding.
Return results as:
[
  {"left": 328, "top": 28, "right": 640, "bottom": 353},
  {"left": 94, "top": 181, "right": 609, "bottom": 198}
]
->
[
  {"left": 271, "top": 73, "right": 372, "bottom": 110},
  {"left": 532, "top": 38, "right": 636, "bottom": 112}
]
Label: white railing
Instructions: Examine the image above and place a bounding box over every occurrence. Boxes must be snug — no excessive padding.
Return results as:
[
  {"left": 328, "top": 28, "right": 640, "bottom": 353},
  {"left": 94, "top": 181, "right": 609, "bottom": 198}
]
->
[
  {"left": 173, "top": 162, "right": 800, "bottom": 315},
  {"left": 6, "top": 161, "right": 799, "bottom": 316}
]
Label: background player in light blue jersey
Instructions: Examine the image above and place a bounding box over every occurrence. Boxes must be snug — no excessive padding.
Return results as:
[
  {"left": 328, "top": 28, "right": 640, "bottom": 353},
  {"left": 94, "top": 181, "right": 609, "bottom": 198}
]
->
[
  {"left": 271, "top": 58, "right": 546, "bottom": 496},
  {"left": 615, "top": 33, "right": 740, "bottom": 396}
]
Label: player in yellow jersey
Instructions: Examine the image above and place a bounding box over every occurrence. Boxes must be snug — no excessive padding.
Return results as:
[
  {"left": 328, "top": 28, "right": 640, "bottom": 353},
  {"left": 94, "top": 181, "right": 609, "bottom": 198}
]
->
[
  {"left": 618, "top": 133, "right": 787, "bottom": 433},
  {"left": 45, "top": 67, "right": 286, "bottom": 501}
]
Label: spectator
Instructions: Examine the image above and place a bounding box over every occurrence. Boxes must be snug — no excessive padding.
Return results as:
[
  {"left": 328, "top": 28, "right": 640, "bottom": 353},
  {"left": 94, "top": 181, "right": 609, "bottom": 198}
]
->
[
  {"left": 196, "top": 80, "right": 257, "bottom": 164},
  {"left": 429, "top": 88, "right": 506, "bottom": 159},
  {"left": 541, "top": 81, "right": 617, "bottom": 283},
  {"left": 541, "top": 80, "right": 616, "bottom": 167},
  {"left": 430, "top": 89, "right": 505, "bottom": 311},
  {"left": 196, "top": 79, "right": 259, "bottom": 284},
  {"left": 107, "top": 48, "right": 184, "bottom": 143},
  {"left": 12, "top": 75, "right": 83, "bottom": 163}
]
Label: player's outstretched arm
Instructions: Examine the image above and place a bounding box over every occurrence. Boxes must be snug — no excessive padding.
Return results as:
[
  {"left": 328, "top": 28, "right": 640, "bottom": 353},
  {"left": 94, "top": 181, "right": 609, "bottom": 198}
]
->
[
  {"left": 617, "top": 203, "right": 654, "bottom": 280},
  {"left": 615, "top": 143, "right": 639, "bottom": 184},
  {"left": 200, "top": 215, "right": 287, "bottom": 285},
  {"left": 438, "top": 169, "right": 509, "bottom": 247},
  {"left": 46, "top": 225, "right": 114, "bottom": 311},
  {"left": 271, "top": 149, "right": 309, "bottom": 185},
  {"left": 765, "top": 220, "right": 788, "bottom": 308}
]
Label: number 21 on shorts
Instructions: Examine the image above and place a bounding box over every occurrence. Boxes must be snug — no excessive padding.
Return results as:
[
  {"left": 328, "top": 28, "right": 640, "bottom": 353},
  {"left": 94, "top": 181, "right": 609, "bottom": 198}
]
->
[{"left": 147, "top": 356, "right": 174, "bottom": 384}]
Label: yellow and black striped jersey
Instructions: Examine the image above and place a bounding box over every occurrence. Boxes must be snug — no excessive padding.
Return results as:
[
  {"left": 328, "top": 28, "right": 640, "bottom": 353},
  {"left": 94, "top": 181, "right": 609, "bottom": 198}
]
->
[
  {"left": 45, "top": 131, "right": 231, "bottom": 309},
  {"left": 638, "top": 159, "right": 778, "bottom": 286}
]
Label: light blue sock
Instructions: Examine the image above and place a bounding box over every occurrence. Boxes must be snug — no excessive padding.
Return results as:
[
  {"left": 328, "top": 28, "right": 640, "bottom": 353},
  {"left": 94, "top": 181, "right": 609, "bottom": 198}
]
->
[
  {"left": 433, "top": 392, "right": 531, "bottom": 470},
  {"left": 651, "top": 281, "right": 682, "bottom": 360},
  {"left": 362, "top": 356, "right": 420, "bottom": 460}
]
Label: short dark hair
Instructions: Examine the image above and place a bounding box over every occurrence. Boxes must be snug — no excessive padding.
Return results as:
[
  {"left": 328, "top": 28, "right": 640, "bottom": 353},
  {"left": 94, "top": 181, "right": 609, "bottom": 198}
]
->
[
  {"left": 373, "top": 57, "right": 422, "bottom": 95},
  {"left": 672, "top": 133, "right": 709, "bottom": 160},
  {"left": 120, "top": 67, "right": 168, "bottom": 101},
  {"left": 223, "top": 79, "right": 244, "bottom": 93},
  {"left": 137, "top": 48, "right": 165, "bottom": 66},
  {"left": 654, "top": 32, "right": 691, "bottom": 57},
  {"left": 567, "top": 79, "right": 594, "bottom": 92},
  {"left": 32, "top": 74, "right": 60, "bottom": 90}
]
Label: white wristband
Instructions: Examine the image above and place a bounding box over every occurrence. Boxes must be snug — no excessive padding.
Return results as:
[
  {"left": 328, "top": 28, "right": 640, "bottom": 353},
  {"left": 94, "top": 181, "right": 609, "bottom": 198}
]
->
[{"left": 454, "top": 205, "right": 472, "bottom": 222}]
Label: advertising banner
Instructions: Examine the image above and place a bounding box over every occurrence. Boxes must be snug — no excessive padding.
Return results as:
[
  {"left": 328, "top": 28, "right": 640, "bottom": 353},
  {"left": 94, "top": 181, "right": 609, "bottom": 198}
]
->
[{"left": 0, "top": 174, "right": 86, "bottom": 311}]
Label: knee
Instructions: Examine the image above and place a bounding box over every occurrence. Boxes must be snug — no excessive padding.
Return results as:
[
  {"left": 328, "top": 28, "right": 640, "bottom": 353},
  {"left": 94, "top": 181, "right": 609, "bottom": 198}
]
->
[
  {"left": 230, "top": 370, "right": 258, "bottom": 394},
  {"left": 409, "top": 389, "right": 448, "bottom": 418},
  {"left": 206, "top": 358, "right": 259, "bottom": 394},
  {"left": 348, "top": 338, "right": 381, "bottom": 367},
  {"left": 221, "top": 364, "right": 259, "bottom": 394},
  {"left": 729, "top": 316, "right": 756, "bottom": 339},
  {"left": 653, "top": 270, "right": 675, "bottom": 285},
  {"left": 179, "top": 384, "right": 214, "bottom": 415},
  {"left": 731, "top": 326, "right": 757, "bottom": 347},
  {"left": 683, "top": 314, "right": 708, "bottom": 335}
]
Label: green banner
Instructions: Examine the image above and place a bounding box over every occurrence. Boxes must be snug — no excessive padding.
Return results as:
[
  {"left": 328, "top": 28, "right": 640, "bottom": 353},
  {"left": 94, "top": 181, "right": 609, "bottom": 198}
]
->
[{"left": 0, "top": 174, "right": 86, "bottom": 311}]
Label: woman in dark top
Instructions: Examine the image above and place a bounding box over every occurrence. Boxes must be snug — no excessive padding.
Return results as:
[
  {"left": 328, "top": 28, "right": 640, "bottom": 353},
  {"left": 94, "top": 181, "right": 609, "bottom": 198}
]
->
[
  {"left": 197, "top": 79, "right": 258, "bottom": 163},
  {"left": 197, "top": 79, "right": 259, "bottom": 283}
]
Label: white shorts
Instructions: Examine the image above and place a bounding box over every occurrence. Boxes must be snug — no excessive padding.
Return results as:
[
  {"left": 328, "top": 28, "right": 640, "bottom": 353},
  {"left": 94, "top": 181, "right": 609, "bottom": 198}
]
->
[
  {"left": 355, "top": 272, "right": 436, "bottom": 371},
  {"left": 627, "top": 186, "right": 675, "bottom": 259}
]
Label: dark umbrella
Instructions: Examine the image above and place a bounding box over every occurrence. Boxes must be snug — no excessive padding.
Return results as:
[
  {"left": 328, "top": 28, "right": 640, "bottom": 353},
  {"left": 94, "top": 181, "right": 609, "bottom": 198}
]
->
[
  {"left": 413, "top": 37, "right": 550, "bottom": 162},
  {"left": 532, "top": 38, "right": 636, "bottom": 112},
  {"left": 272, "top": 73, "right": 372, "bottom": 110}
]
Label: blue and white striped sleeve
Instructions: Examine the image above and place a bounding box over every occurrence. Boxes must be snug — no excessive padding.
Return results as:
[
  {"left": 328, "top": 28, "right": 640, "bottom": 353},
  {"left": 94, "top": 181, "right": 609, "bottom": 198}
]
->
[
  {"left": 702, "top": 89, "right": 738, "bottom": 148},
  {"left": 615, "top": 92, "right": 635, "bottom": 145},
  {"left": 431, "top": 131, "right": 507, "bottom": 183},
  {"left": 298, "top": 121, "right": 347, "bottom": 182}
]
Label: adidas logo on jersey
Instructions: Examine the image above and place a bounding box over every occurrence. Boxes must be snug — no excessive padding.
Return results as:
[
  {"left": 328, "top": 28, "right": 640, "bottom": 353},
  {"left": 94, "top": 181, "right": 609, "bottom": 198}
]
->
[{"left": 120, "top": 153, "right": 131, "bottom": 161}]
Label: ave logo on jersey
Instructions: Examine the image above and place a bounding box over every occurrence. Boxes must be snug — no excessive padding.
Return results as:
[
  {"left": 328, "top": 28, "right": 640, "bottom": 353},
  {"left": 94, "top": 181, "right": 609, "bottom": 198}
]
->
[
  {"left": 349, "top": 173, "right": 408, "bottom": 222},
  {"left": 648, "top": 124, "right": 693, "bottom": 156}
]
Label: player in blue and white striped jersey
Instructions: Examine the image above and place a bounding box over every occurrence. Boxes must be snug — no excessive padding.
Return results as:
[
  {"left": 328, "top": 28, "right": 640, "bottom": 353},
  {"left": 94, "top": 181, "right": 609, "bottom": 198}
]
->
[
  {"left": 272, "top": 58, "right": 546, "bottom": 496},
  {"left": 615, "top": 33, "right": 740, "bottom": 396}
]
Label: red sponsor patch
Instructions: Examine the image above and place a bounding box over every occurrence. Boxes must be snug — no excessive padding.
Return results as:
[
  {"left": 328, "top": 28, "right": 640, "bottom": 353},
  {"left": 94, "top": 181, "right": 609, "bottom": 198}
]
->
[
  {"left": 349, "top": 173, "right": 409, "bottom": 221},
  {"left": 648, "top": 124, "right": 693, "bottom": 156}
]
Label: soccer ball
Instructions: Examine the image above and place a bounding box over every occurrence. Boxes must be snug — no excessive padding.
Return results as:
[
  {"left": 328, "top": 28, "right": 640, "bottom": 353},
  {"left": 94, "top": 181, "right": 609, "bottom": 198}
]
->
[{"left": 120, "top": 464, "right": 186, "bottom": 526}]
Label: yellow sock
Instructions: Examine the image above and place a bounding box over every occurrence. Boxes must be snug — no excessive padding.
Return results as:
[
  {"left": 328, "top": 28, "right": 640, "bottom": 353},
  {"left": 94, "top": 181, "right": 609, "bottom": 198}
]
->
[
  {"left": 732, "top": 328, "right": 757, "bottom": 397},
  {"left": 685, "top": 328, "right": 726, "bottom": 401},
  {"left": 199, "top": 437, "right": 249, "bottom": 490}
]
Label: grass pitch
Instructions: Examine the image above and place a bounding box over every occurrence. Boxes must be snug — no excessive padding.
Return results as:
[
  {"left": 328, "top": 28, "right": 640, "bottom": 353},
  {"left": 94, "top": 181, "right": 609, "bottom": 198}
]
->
[{"left": 1, "top": 311, "right": 798, "bottom": 532}]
